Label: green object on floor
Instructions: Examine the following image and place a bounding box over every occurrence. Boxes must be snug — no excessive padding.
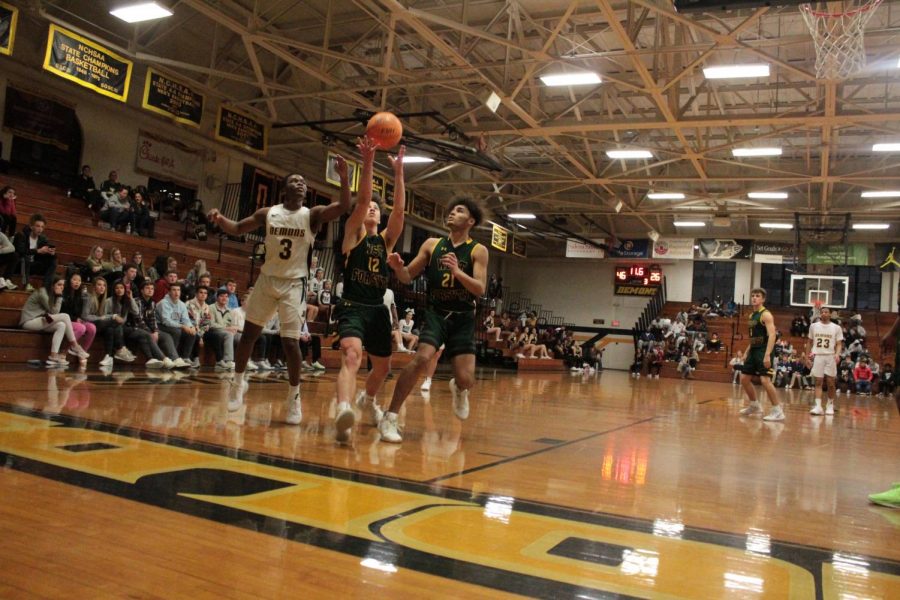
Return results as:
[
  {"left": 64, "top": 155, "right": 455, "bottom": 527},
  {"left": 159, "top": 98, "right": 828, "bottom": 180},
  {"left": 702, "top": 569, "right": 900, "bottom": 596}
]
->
[{"left": 868, "top": 485, "right": 900, "bottom": 508}]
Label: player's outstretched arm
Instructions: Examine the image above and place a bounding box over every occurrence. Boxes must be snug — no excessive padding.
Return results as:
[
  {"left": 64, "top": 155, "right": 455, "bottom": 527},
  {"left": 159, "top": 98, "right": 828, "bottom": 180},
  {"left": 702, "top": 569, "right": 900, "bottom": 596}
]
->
[
  {"left": 383, "top": 145, "right": 406, "bottom": 251},
  {"left": 342, "top": 138, "right": 377, "bottom": 255},
  {"left": 387, "top": 238, "right": 435, "bottom": 284},
  {"left": 207, "top": 207, "right": 269, "bottom": 235},
  {"left": 311, "top": 154, "right": 352, "bottom": 232}
]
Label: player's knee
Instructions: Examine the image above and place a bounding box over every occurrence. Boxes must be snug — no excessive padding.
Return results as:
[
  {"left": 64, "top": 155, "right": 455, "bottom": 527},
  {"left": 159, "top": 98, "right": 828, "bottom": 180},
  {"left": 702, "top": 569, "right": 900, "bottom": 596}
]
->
[{"left": 342, "top": 344, "right": 362, "bottom": 368}]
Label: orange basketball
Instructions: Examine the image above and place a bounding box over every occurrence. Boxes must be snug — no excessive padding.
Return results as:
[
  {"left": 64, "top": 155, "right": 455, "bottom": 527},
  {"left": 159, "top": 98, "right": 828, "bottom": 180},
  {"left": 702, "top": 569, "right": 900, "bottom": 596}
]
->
[{"left": 366, "top": 112, "right": 403, "bottom": 149}]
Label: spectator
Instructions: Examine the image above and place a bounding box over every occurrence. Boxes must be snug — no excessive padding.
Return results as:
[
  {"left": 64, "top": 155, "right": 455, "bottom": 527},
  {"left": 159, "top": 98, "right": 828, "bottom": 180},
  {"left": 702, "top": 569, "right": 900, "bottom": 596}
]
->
[
  {"left": 131, "top": 251, "right": 148, "bottom": 286},
  {"left": 207, "top": 288, "right": 236, "bottom": 370},
  {"left": 837, "top": 356, "right": 855, "bottom": 395},
  {"left": 0, "top": 185, "right": 16, "bottom": 237},
  {"left": 100, "top": 170, "right": 120, "bottom": 194},
  {"left": 185, "top": 286, "right": 212, "bottom": 368},
  {"left": 84, "top": 245, "right": 106, "bottom": 282},
  {"left": 128, "top": 279, "right": 179, "bottom": 368},
  {"left": 631, "top": 348, "right": 645, "bottom": 378},
  {"left": 723, "top": 298, "right": 737, "bottom": 317},
  {"left": 83, "top": 277, "right": 134, "bottom": 368},
  {"left": 707, "top": 332, "right": 722, "bottom": 353},
  {"left": 185, "top": 259, "right": 207, "bottom": 290},
  {"left": 132, "top": 190, "right": 155, "bottom": 238},
  {"left": 880, "top": 364, "right": 895, "bottom": 398},
  {"left": 99, "top": 186, "right": 132, "bottom": 232},
  {"left": 153, "top": 270, "right": 178, "bottom": 303},
  {"left": 147, "top": 254, "right": 170, "bottom": 284},
  {"left": 61, "top": 272, "right": 96, "bottom": 369},
  {"left": 488, "top": 273, "right": 503, "bottom": 308},
  {"left": 854, "top": 358, "right": 874, "bottom": 395},
  {"left": 14, "top": 213, "right": 57, "bottom": 290},
  {"left": 730, "top": 350, "right": 744, "bottom": 384},
  {"left": 484, "top": 308, "right": 502, "bottom": 342},
  {"left": 524, "top": 326, "right": 551, "bottom": 359},
  {"left": 155, "top": 281, "right": 197, "bottom": 364},
  {"left": 107, "top": 247, "right": 126, "bottom": 276},
  {"left": 790, "top": 314, "right": 805, "bottom": 337},
  {"left": 0, "top": 225, "right": 17, "bottom": 288},
  {"left": 648, "top": 344, "right": 663, "bottom": 379},
  {"left": 20, "top": 276, "right": 90, "bottom": 366},
  {"left": 71, "top": 165, "right": 98, "bottom": 205},
  {"left": 119, "top": 263, "right": 141, "bottom": 297},
  {"left": 399, "top": 308, "right": 418, "bottom": 352},
  {"left": 224, "top": 278, "right": 240, "bottom": 310},
  {"left": 299, "top": 320, "right": 324, "bottom": 371}
]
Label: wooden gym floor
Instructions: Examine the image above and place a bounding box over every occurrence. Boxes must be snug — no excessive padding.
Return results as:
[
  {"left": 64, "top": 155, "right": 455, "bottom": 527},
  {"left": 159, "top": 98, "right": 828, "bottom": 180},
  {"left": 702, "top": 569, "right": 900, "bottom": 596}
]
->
[{"left": 0, "top": 365, "right": 898, "bottom": 599}]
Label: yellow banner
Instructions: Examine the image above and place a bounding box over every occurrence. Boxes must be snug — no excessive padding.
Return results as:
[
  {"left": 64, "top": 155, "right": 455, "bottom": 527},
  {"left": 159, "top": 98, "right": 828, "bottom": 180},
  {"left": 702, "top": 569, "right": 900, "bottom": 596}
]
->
[
  {"left": 42, "top": 24, "right": 133, "bottom": 102},
  {"left": 0, "top": 1, "right": 18, "bottom": 56},
  {"left": 491, "top": 223, "right": 509, "bottom": 252}
]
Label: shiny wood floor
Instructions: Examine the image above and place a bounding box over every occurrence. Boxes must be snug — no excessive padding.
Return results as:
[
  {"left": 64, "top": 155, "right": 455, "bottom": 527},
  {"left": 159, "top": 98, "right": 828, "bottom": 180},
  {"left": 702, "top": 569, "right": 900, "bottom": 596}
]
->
[{"left": 0, "top": 365, "right": 898, "bottom": 599}]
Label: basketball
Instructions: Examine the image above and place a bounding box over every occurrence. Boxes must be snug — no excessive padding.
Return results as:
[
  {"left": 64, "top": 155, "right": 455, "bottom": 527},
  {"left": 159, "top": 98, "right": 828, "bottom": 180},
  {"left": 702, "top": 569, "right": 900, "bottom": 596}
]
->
[{"left": 366, "top": 112, "right": 403, "bottom": 149}]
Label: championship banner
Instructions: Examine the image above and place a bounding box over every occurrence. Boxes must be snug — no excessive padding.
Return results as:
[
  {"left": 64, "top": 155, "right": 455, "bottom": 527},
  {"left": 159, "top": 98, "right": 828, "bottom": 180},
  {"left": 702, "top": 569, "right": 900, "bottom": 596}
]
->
[
  {"left": 142, "top": 68, "right": 204, "bottom": 127},
  {"left": 491, "top": 223, "right": 509, "bottom": 252},
  {"left": 0, "top": 1, "right": 19, "bottom": 56},
  {"left": 806, "top": 243, "right": 869, "bottom": 266},
  {"left": 43, "top": 24, "right": 132, "bottom": 102},
  {"left": 216, "top": 105, "right": 267, "bottom": 153},
  {"left": 411, "top": 194, "right": 436, "bottom": 222},
  {"left": 512, "top": 236, "right": 526, "bottom": 257},
  {"left": 135, "top": 130, "right": 202, "bottom": 188},
  {"left": 565, "top": 239, "right": 605, "bottom": 259},
  {"left": 652, "top": 238, "right": 694, "bottom": 260},
  {"left": 372, "top": 172, "right": 386, "bottom": 196},
  {"left": 325, "top": 152, "right": 360, "bottom": 192},
  {"left": 696, "top": 239, "right": 752, "bottom": 260},
  {"left": 607, "top": 238, "right": 650, "bottom": 258},
  {"left": 753, "top": 241, "right": 794, "bottom": 264},
  {"left": 2, "top": 84, "right": 77, "bottom": 150}
]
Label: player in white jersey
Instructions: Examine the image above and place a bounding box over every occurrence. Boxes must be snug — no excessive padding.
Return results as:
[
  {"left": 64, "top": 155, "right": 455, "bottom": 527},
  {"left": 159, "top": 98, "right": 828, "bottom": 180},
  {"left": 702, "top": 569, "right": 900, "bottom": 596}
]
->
[
  {"left": 208, "top": 163, "right": 351, "bottom": 423},
  {"left": 806, "top": 306, "right": 843, "bottom": 416}
]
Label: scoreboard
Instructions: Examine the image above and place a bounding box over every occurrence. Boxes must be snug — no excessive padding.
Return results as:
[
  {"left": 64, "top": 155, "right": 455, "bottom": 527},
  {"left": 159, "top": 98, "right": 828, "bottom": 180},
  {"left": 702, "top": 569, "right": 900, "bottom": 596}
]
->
[{"left": 614, "top": 264, "right": 663, "bottom": 296}]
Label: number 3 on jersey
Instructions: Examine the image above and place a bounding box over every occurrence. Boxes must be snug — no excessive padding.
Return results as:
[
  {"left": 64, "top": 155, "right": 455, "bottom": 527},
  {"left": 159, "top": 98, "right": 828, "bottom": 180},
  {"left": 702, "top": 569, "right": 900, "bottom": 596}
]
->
[{"left": 279, "top": 238, "right": 292, "bottom": 259}]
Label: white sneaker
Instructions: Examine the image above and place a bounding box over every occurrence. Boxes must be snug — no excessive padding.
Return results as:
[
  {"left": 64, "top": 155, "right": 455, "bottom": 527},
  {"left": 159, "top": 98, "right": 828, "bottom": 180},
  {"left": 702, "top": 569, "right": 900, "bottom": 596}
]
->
[
  {"left": 246, "top": 360, "right": 259, "bottom": 371},
  {"left": 449, "top": 378, "right": 469, "bottom": 420},
  {"left": 334, "top": 401, "right": 355, "bottom": 443},
  {"left": 301, "top": 360, "right": 313, "bottom": 371},
  {"left": 825, "top": 401, "right": 835, "bottom": 416},
  {"left": 145, "top": 358, "right": 165, "bottom": 369},
  {"left": 312, "top": 361, "right": 326, "bottom": 371},
  {"left": 114, "top": 348, "right": 135, "bottom": 362},
  {"left": 763, "top": 406, "right": 785, "bottom": 422},
  {"left": 810, "top": 404, "right": 824, "bottom": 416},
  {"left": 173, "top": 358, "right": 190, "bottom": 369},
  {"left": 378, "top": 412, "right": 402, "bottom": 443},
  {"left": 285, "top": 391, "right": 302, "bottom": 425},
  {"left": 420, "top": 377, "right": 432, "bottom": 391},
  {"left": 227, "top": 377, "right": 249, "bottom": 411},
  {"left": 739, "top": 403, "right": 761, "bottom": 417},
  {"left": 99, "top": 354, "right": 114, "bottom": 367},
  {"left": 259, "top": 359, "right": 272, "bottom": 370},
  {"left": 215, "top": 360, "right": 230, "bottom": 370},
  {"left": 162, "top": 357, "right": 175, "bottom": 369},
  {"left": 356, "top": 390, "right": 384, "bottom": 426},
  {"left": 191, "top": 357, "right": 201, "bottom": 369}
]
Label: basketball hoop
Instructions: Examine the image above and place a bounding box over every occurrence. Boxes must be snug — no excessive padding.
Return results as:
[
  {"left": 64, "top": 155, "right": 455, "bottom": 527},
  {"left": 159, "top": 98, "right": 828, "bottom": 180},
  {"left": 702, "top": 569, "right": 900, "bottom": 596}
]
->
[{"left": 800, "top": 0, "right": 882, "bottom": 80}]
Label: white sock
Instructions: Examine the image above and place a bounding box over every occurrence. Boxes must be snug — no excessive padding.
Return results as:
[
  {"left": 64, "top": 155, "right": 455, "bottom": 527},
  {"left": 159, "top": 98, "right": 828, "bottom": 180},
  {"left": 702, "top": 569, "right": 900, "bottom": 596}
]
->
[
  {"left": 384, "top": 410, "right": 397, "bottom": 420},
  {"left": 288, "top": 384, "right": 300, "bottom": 398},
  {"left": 814, "top": 398, "right": 822, "bottom": 408},
  {"left": 424, "top": 377, "right": 432, "bottom": 383},
  {"left": 365, "top": 394, "right": 377, "bottom": 404},
  {"left": 235, "top": 371, "right": 246, "bottom": 385}
]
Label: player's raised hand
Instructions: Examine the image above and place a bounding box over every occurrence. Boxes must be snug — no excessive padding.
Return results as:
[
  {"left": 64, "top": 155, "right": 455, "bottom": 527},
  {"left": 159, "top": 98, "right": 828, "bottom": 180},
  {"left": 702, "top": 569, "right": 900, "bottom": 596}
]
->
[
  {"left": 334, "top": 154, "right": 349, "bottom": 180},
  {"left": 440, "top": 251, "right": 459, "bottom": 274},
  {"left": 207, "top": 208, "right": 222, "bottom": 224},
  {"left": 357, "top": 136, "right": 377, "bottom": 163},
  {"left": 388, "top": 145, "right": 406, "bottom": 173},
  {"left": 387, "top": 252, "right": 405, "bottom": 270}
]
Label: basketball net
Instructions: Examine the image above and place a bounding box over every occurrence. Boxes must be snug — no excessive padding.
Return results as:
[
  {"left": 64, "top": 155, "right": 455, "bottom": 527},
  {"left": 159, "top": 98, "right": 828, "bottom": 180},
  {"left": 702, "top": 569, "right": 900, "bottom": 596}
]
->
[{"left": 800, "top": 0, "right": 882, "bottom": 80}]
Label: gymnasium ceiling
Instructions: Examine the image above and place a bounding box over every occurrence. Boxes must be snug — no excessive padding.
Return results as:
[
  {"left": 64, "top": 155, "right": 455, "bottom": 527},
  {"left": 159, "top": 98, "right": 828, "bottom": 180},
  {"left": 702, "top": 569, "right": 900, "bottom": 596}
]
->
[{"left": 30, "top": 0, "right": 900, "bottom": 248}]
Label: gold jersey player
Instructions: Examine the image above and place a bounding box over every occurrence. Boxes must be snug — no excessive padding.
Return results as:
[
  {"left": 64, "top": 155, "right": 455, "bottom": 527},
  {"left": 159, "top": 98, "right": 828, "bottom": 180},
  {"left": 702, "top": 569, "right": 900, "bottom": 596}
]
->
[
  {"left": 208, "top": 164, "right": 351, "bottom": 424},
  {"left": 739, "top": 287, "right": 785, "bottom": 421},
  {"left": 332, "top": 137, "right": 406, "bottom": 443},
  {"left": 380, "top": 196, "right": 488, "bottom": 443}
]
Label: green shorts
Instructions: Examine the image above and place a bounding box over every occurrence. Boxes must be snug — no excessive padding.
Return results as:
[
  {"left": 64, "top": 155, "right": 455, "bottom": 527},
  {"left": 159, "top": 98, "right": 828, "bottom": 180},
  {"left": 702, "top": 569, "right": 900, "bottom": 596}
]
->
[
  {"left": 335, "top": 300, "right": 392, "bottom": 357},
  {"left": 418, "top": 308, "right": 476, "bottom": 358},
  {"left": 741, "top": 347, "right": 774, "bottom": 378}
]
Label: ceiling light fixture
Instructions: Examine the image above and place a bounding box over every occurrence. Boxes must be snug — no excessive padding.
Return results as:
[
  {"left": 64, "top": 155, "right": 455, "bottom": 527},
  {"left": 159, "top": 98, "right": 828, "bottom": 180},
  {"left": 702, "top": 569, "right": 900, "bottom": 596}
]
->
[
  {"left": 401, "top": 156, "right": 434, "bottom": 164},
  {"left": 485, "top": 91, "right": 501, "bottom": 113},
  {"left": 540, "top": 72, "right": 602, "bottom": 86},
  {"left": 110, "top": 2, "right": 173, "bottom": 22},
  {"left": 647, "top": 192, "right": 685, "bottom": 200},
  {"left": 732, "top": 147, "right": 782, "bottom": 157},
  {"left": 872, "top": 143, "right": 900, "bottom": 152},
  {"left": 673, "top": 221, "right": 705, "bottom": 227},
  {"left": 861, "top": 190, "right": 900, "bottom": 198},
  {"left": 759, "top": 223, "right": 794, "bottom": 229},
  {"left": 606, "top": 150, "right": 653, "bottom": 159},
  {"left": 852, "top": 223, "right": 890, "bottom": 230},
  {"left": 703, "top": 64, "right": 770, "bottom": 79},
  {"left": 508, "top": 213, "right": 536, "bottom": 219},
  {"left": 748, "top": 192, "right": 788, "bottom": 199}
]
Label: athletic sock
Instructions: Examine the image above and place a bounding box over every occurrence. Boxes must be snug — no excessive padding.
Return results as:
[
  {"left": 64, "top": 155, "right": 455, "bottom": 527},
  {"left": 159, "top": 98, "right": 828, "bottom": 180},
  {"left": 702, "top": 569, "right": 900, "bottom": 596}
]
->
[
  {"left": 814, "top": 398, "right": 822, "bottom": 408},
  {"left": 288, "top": 384, "right": 300, "bottom": 398},
  {"left": 235, "top": 371, "right": 246, "bottom": 385},
  {"left": 365, "top": 394, "right": 377, "bottom": 404}
]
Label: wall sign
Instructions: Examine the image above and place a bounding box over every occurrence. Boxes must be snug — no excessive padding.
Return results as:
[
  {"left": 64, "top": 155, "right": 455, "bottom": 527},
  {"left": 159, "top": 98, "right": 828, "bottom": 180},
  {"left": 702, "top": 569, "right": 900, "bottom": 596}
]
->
[
  {"left": 0, "top": 1, "right": 18, "bottom": 56},
  {"left": 651, "top": 238, "right": 694, "bottom": 260},
  {"left": 491, "top": 223, "right": 509, "bottom": 252},
  {"left": 142, "top": 68, "right": 204, "bottom": 127},
  {"left": 512, "top": 236, "right": 526, "bottom": 257},
  {"left": 43, "top": 24, "right": 132, "bottom": 102},
  {"left": 216, "top": 105, "right": 268, "bottom": 153}
]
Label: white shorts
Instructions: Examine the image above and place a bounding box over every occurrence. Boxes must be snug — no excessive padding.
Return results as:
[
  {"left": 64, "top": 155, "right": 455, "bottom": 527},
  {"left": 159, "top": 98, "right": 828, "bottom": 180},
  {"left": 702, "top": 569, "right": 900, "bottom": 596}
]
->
[
  {"left": 244, "top": 273, "right": 306, "bottom": 339},
  {"left": 811, "top": 354, "right": 838, "bottom": 378}
]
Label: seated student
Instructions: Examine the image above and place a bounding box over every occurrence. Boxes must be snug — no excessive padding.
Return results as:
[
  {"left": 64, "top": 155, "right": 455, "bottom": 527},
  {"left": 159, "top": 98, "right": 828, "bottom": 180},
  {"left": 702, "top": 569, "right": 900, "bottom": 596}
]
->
[
  {"left": 730, "top": 350, "right": 744, "bottom": 384},
  {"left": 0, "top": 222, "right": 17, "bottom": 289},
  {"left": 131, "top": 251, "right": 149, "bottom": 287},
  {"left": 155, "top": 282, "right": 197, "bottom": 365},
  {"left": 84, "top": 245, "right": 106, "bottom": 283},
  {"left": 299, "top": 320, "right": 325, "bottom": 371},
  {"left": 631, "top": 348, "right": 645, "bottom": 378},
  {"left": 484, "top": 308, "right": 502, "bottom": 342},
  {"left": 790, "top": 314, "right": 805, "bottom": 337},
  {"left": 83, "top": 277, "right": 135, "bottom": 368},
  {"left": 153, "top": 270, "right": 179, "bottom": 303},
  {"left": 185, "top": 286, "right": 212, "bottom": 369},
  {"left": 0, "top": 185, "right": 17, "bottom": 237},
  {"left": 71, "top": 165, "right": 99, "bottom": 205},
  {"left": 14, "top": 214, "right": 57, "bottom": 290},
  {"left": 854, "top": 358, "right": 874, "bottom": 395},
  {"left": 879, "top": 364, "right": 895, "bottom": 398},
  {"left": 723, "top": 299, "right": 737, "bottom": 317},
  {"left": 99, "top": 186, "right": 132, "bottom": 231},
  {"left": 399, "top": 308, "right": 419, "bottom": 352},
  {"left": 676, "top": 348, "right": 692, "bottom": 379},
  {"left": 61, "top": 272, "right": 96, "bottom": 369},
  {"left": 133, "top": 279, "right": 182, "bottom": 368},
  {"left": 648, "top": 344, "right": 664, "bottom": 379},
  {"left": 836, "top": 356, "right": 855, "bottom": 395},
  {"left": 706, "top": 332, "right": 723, "bottom": 353},
  {"left": 20, "top": 276, "right": 90, "bottom": 367},
  {"left": 132, "top": 190, "right": 155, "bottom": 238},
  {"left": 207, "top": 288, "right": 236, "bottom": 370},
  {"left": 524, "top": 326, "right": 551, "bottom": 359},
  {"left": 106, "top": 247, "right": 126, "bottom": 277}
]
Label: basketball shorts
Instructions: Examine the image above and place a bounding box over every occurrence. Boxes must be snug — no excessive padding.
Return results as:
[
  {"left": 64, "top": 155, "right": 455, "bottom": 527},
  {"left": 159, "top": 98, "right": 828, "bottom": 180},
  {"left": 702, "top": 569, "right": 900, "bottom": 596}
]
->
[
  {"left": 334, "top": 300, "right": 392, "bottom": 358},
  {"left": 741, "top": 347, "right": 774, "bottom": 378},
  {"left": 418, "top": 308, "right": 476, "bottom": 358},
  {"left": 244, "top": 273, "right": 306, "bottom": 339},
  {"left": 811, "top": 354, "right": 838, "bottom": 378}
]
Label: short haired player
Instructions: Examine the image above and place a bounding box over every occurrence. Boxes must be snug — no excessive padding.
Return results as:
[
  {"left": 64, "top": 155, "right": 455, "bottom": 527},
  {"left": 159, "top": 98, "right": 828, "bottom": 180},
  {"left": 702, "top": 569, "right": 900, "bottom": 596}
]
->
[
  {"left": 739, "top": 287, "right": 785, "bottom": 421},
  {"left": 208, "top": 163, "right": 351, "bottom": 424},
  {"left": 806, "top": 306, "right": 843, "bottom": 415}
]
